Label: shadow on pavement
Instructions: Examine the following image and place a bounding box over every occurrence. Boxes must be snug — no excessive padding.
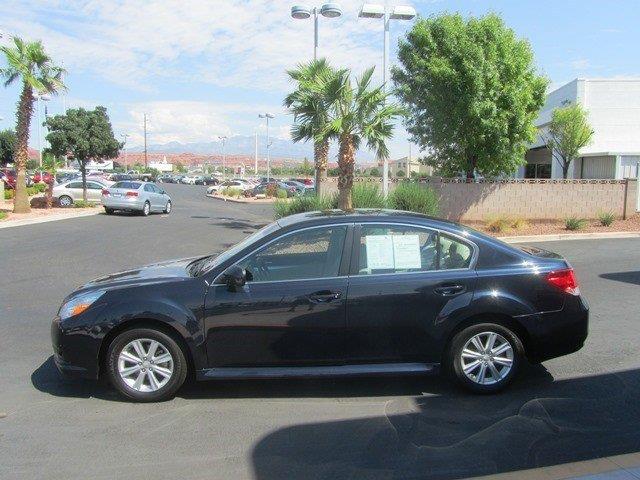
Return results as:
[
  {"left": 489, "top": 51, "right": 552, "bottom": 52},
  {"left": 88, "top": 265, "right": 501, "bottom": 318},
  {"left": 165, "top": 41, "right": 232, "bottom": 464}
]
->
[
  {"left": 600, "top": 271, "right": 640, "bottom": 286},
  {"left": 250, "top": 367, "right": 640, "bottom": 480}
]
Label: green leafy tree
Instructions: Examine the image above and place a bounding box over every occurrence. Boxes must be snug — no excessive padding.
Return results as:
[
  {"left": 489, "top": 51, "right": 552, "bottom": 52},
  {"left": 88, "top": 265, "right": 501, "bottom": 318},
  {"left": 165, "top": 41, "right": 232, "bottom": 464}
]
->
[
  {"left": 42, "top": 152, "right": 63, "bottom": 208},
  {"left": 319, "top": 67, "right": 403, "bottom": 209},
  {"left": 26, "top": 158, "right": 39, "bottom": 170},
  {"left": 393, "top": 13, "right": 547, "bottom": 179},
  {"left": 285, "top": 59, "right": 338, "bottom": 196},
  {"left": 1, "top": 37, "right": 66, "bottom": 213},
  {"left": 369, "top": 167, "right": 381, "bottom": 177},
  {"left": 45, "top": 106, "right": 121, "bottom": 201},
  {"left": 0, "top": 129, "right": 17, "bottom": 165},
  {"left": 174, "top": 162, "right": 187, "bottom": 173},
  {"left": 543, "top": 103, "right": 594, "bottom": 179}
]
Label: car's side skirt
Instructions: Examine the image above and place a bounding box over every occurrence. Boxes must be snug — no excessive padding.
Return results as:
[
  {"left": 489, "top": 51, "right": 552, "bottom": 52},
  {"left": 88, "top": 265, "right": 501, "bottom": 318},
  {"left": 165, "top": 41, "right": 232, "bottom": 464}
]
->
[{"left": 197, "top": 362, "right": 439, "bottom": 380}]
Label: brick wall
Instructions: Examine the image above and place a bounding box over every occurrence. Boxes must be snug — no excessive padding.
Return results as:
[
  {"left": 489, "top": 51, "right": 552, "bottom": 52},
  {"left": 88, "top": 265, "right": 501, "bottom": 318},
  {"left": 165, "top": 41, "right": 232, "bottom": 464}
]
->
[{"left": 322, "top": 177, "right": 637, "bottom": 221}]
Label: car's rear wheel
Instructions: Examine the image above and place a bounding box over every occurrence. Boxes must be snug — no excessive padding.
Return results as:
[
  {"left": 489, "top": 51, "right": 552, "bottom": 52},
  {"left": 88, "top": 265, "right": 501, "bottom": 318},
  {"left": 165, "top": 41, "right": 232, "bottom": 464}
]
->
[
  {"left": 104, "top": 207, "right": 114, "bottom": 215},
  {"left": 59, "top": 195, "right": 73, "bottom": 207},
  {"left": 163, "top": 201, "right": 171, "bottom": 214},
  {"left": 448, "top": 323, "right": 523, "bottom": 393},
  {"left": 106, "top": 328, "right": 188, "bottom": 402},
  {"left": 141, "top": 201, "right": 150, "bottom": 216}
]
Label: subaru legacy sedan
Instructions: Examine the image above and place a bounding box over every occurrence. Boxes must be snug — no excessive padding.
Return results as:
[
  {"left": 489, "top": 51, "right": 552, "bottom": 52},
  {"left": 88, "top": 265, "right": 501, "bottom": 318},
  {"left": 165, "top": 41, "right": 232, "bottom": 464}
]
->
[
  {"left": 101, "top": 181, "right": 171, "bottom": 216},
  {"left": 51, "top": 210, "right": 588, "bottom": 401}
]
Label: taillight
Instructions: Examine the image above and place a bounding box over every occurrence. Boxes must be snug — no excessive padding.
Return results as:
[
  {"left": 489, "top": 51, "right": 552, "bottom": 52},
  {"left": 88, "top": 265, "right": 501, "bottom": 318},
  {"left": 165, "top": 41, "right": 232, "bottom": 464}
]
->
[
  {"left": 101, "top": 189, "right": 109, "bottom": 196},
  {"left": 125, "top": 191, "right": 138, "bottom": 197},
  {"left": 546, "top": 268, "right": 579, "bottom": 295}
]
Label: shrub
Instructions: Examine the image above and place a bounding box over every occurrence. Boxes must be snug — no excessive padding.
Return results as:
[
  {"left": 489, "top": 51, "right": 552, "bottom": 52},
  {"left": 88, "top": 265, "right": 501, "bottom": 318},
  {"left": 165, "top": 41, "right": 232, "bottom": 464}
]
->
[
  {"left": 485, "top": 215, "right": 513, "bottom": 233},
  {"left": 274, "top": 195, "right": 336, "bottom": 219},
  {"left": 512, "top": 217, "right": 528, "bottom": 231},
  {"left": 0, "top": 211, "right": 7, "bottom": 220},
  {"left": 565, "top": 217, "right": 587, "bottom": 230},
  {"left": 4, "top": 189, "right": 14, "bottom": 200},
  {"left": 351, "top": 183, "right": 386, "bottom": 209},
  {"left": 598, "top": 211, "right": 615, "bottom": 227},
  {"left": 34, "top": 183, "right": 47, "bottom": 193},
  {"left": 222, "top": 187, "right": 242, "bottom": 197},
  {"left": 74, "top": 200, "right": 95, "bottom": 208},
  {"left": 388, "top": 182, "right": 438, "bottom": 216},
  {"left": 276, "top": 188, "right": 288, "bottom": 199},
  {"left": 26, "top": 186, "right": 38, "bottom": 196},
  {"left": 265, "top": 183, "right": 279, "bottom": 197}
]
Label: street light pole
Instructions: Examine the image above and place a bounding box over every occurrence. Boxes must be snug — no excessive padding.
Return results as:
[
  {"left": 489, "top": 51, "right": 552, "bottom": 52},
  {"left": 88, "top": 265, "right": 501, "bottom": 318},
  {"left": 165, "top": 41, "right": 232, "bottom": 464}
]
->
[
  {"left": 259, "top": 113, "right": 275, "bottom": 180},
  {"left": 359, "top": 3, "right": 416, "bottom": 197},
  {"left": 121, "top": 134, "right": 129, "bottom": 167},
  {"left": 254, "top": 131, "right": 258, "bottom": 175},
  {"left": 291, "top": 4, "right": 343, "bottom": 60},
  {"left": 220, "top": 136, "right": 228, "bottom": 179}
]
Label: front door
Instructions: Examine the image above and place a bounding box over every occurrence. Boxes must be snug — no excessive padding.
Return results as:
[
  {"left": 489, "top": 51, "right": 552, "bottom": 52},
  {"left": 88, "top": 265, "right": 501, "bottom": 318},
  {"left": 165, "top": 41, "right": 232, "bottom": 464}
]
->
[
  {"left": 345, "top": 224, "right": 477, "bottom": 364},
  {"left": 204, "top": 224, "right": 351, "bottom": 367}
]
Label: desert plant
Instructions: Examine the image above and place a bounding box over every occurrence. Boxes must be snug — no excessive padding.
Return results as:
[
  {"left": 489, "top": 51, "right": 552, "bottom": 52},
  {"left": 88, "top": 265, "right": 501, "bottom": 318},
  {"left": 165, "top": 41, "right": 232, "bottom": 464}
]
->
[
  {"left": 388, "top": 182, "right": 438, "bottom": 216},
  {"left": 276, "top": 188, "right": 288, "bottom": 199},
  {"left": 265, "top": 183, "right": 279, "bottom": 198},
  {"left": 598, "top": 211, "right": 615, "bottom": 227},
  {"left": 511, "top": 217, "right": 528, "bottom": 231},
  {"left": 222, "top": 187, "right": 242, "bottom": 198},
  {"left": 485, "top": 215, "right": 513, "bottom": 233},
  {"left": 4, "top": 189, "right": 15, "bottom": 200},
  {"left": 273, "top": 194, "right": 337, "bottom": 219},
  {"left": 565, "top": 217, "right": 587, "bottom": 231},
  {"left": 0, "top": 211, "right": 7, "bottom": 220},
  {"left": 73, "top": 200, "right": 94, "bottom": 208},
  {"left": 351, "top": 183, "right": 386, "bottom": 209}
]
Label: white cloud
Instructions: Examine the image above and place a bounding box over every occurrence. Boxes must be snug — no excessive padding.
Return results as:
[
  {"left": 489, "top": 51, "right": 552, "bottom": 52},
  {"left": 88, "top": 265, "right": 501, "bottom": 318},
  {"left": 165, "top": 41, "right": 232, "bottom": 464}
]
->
[{"left": 570, "top": 58, "right": 591, "bottom": 70}]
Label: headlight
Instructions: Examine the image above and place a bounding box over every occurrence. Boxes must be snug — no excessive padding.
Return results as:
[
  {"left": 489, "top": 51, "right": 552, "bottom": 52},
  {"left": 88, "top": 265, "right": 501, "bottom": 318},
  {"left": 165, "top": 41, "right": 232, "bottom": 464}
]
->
[{"left": 59, "top": 290, "right": 106, "bottom": 320}]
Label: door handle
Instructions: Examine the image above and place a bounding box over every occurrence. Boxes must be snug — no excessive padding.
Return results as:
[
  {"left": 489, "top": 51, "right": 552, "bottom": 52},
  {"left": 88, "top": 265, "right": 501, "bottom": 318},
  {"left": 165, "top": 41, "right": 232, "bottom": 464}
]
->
[
  {"left": 434, "top": 284, "right": 465, "bottom": 296},
  {"left": 308, "top": 291, "right": 342, "bottom": 303}
]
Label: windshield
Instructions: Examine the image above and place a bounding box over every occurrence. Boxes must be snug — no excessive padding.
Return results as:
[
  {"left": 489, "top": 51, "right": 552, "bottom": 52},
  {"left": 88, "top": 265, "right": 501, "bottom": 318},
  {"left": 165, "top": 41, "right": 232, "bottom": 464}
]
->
[{"left": 190, "top": 221, "right": 281, "bottom": 275}]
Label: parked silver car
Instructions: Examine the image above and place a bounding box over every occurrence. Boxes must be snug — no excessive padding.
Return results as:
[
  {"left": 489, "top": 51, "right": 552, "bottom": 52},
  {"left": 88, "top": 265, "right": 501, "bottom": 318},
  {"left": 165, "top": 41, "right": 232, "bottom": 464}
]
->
[
  {"left": 102, "top": 181, "right": 171, "bottom": 216},
  {"left": 53, "top": 180, "right": 110, "bottom": 206}
]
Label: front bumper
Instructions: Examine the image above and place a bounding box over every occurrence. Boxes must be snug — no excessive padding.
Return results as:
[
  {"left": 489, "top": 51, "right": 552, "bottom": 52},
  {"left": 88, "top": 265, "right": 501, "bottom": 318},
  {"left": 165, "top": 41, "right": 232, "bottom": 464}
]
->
[{"left": 51, "top": 316, "right": 99, "bottom": 379}]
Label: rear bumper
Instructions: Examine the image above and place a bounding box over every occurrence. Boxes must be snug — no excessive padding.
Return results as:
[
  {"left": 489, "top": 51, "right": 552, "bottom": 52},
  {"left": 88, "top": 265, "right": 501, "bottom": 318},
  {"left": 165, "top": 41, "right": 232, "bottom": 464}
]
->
[
  {"left": 519, "top": 295, "right": 589, "bottom": 362},
  {"left": 102, "top": 196, "right": 145, "bottom": 210}
]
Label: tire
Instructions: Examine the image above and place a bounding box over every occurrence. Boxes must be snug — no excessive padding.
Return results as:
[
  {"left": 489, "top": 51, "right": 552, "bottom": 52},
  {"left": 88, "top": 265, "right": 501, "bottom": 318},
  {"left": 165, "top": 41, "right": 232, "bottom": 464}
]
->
[
  {"left": 141, "top": 201, "right": 150, "bottom": 216},
  {"left": 106, "top": 328, "right": 188, "bottom": 402},
  {"left": 59, "top": 195, "right": 73, "bottom": 207},
  {"left": 163, "top": 200, "right": 171, "bottom": 214},
  {"left": 448, "top": 323, "right": 523, "bottom": 394},
  {"left": 104, "top": 207, "right": 114, "bottom": 215}
]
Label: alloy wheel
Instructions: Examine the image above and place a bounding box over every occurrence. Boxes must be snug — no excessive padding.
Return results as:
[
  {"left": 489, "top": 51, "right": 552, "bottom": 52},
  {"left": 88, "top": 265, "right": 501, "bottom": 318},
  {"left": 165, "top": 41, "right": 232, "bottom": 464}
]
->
[
  {"left": 460, "top": 331, "right": 514, "bottom": 385},
  {"left": 117, "top": 338, "right": 174, "bottom": 392}
]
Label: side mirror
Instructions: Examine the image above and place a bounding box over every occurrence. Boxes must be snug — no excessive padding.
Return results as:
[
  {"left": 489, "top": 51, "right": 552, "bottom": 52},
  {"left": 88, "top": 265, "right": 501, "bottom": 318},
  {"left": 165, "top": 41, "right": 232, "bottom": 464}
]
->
[{"left": 221, "top": 265, "right": 247, "bottom": 291}]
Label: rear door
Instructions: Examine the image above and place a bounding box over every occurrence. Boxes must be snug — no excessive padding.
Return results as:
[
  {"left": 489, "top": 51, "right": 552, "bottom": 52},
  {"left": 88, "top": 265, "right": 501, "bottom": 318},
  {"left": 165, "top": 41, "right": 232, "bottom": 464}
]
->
[
  {"left": 86, "top": 181, "right": 104, "bottom": 202},
  {"left": 204, "top": 224, "right": 353, "bottom": 367},
  {"left": 345, "top": 223, "right": 478, "bottom": 364}
]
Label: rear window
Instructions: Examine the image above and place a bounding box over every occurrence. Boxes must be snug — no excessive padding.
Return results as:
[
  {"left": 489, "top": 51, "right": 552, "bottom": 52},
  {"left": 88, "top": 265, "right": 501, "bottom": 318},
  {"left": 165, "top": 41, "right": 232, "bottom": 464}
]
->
[{"left": 112, "top": 181, "right": 142, "bottom": 189}]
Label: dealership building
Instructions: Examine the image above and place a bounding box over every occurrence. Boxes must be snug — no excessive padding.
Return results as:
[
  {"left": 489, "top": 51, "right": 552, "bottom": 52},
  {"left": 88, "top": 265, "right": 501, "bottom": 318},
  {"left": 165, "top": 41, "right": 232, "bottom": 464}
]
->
[{"left": 519, "top": 78, "right": 640, "bottom": 180}]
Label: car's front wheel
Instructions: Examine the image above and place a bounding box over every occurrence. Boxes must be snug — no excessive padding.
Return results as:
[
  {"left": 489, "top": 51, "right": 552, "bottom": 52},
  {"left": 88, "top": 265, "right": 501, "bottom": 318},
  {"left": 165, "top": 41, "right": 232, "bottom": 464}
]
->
[
  {"left": 163, "top": 200, "right": 171, "bottom": 214},
  {"left": 448, "top": 323, "right": 523, "bottom": 393},
  {"left": 106, "top": 328, "right": 188, "bottom": 402}
]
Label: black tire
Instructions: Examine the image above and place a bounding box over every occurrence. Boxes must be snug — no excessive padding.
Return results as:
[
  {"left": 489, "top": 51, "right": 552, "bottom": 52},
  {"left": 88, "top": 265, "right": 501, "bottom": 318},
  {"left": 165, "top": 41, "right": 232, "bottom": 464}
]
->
[
  {"left": 448, "top": 322, "right": 523, "bottom": 394},
  {"left": 59, "top": 195, "right": 73, "bottom": 207},
  {"left": 104, "top": 207, "right": 114, "bottom": 215},
  {"left": 141, "top": 201, "right": 150, "bottom": 216},
  {"left": 163, "top": 200, "right": 171, "bottom": 214},
  {"left": 106, "top": 328, "right": 188, "bottom": 402}
]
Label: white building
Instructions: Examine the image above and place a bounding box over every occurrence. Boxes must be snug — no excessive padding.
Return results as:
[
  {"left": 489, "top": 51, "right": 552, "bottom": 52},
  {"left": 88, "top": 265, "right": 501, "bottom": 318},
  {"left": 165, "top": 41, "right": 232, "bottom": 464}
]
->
[
  {"left": 520, "top": 78, "right": 640, "bottom": 179},
  {"left": 149, "top": 156, "right": 174, "bottom": 173}
]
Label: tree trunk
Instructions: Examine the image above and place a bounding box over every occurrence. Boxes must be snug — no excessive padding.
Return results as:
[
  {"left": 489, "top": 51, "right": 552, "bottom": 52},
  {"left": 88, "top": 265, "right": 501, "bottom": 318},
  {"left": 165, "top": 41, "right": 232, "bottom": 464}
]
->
[
  {"left": 314, "top": 139, "right": 329, "bottom": 197},
  {"left": 13, "top": 83, "right": 34, "bottom": 213},
  {"left": 46, "top": 179, "right": 53, "bottom": 209},
  {"left": 562, "top": 160, "right": 570, "bottom": 179},
  {"left": 465, "top": 154, "right": 477, "bottom": 181},
  {"left": 337, "top": 134, "right": 355, "bottom": 211},
  {"left": 80, "top": 163, "right": 88, "bottom": 201}
]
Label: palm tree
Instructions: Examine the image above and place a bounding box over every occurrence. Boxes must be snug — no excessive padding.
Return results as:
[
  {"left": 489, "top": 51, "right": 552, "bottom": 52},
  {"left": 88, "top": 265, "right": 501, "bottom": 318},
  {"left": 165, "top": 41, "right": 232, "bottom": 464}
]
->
[
  {"left": 319, "top": 67, "right": 403, "bottom": 210},
  {"left": 284, "top": 59, "right": 337, "bottom": 197},
  {"left": 0, "top": 37, "right": 66, "bottom": 213}
]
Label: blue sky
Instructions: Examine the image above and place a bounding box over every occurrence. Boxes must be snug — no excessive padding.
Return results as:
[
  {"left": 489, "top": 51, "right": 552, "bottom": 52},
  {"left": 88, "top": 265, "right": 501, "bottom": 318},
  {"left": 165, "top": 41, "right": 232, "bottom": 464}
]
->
[{"left": 1, "top": 0, "right": 639, "bottom": 160}]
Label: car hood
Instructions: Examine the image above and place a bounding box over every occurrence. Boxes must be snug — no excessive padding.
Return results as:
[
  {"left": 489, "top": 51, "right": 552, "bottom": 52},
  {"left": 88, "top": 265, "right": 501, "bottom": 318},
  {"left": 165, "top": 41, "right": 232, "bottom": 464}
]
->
[{"left": 78, "top": 256, "right": 205, "bottom": 291}]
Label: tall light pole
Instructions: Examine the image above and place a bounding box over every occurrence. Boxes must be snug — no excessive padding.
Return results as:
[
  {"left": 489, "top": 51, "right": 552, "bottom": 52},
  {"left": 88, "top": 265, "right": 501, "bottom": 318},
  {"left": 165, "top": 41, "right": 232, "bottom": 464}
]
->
[
  {"left": 36, "top": 94, "right": 51, "bottom": 168},
  {"left": 143, "top": 113, "right": 148, "bottom": 168},
  {"left": 121, "top": 134, "right": 129, "bottom": 167},
  {"left": 359, "top": 3, "right": 416, "bottom": 197},
  {"left": 219, "top": 135, "right": 228, "bottom": 179},
  {"left": 258, "top": 113, "right": 275, "bottom": 180},
  {"left": 291, "top": 3, "right": 342, "bottom": 60},
  {"left": 254, "top": 131, "right": 259, "bottom": 175}
]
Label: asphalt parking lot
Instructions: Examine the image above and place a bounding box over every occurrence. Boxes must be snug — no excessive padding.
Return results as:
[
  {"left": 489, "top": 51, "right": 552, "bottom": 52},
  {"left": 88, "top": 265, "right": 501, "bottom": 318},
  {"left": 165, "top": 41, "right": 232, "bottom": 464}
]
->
[{"left": 1, "top": 183, "right": 639, "bottom": 480}]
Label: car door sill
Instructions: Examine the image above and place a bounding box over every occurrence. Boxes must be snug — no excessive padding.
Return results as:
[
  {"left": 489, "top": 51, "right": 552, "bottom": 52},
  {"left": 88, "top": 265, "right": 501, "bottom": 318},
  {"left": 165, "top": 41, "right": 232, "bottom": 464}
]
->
[{"left": 198, "top": 362, "right": 438, "bottom": 380}]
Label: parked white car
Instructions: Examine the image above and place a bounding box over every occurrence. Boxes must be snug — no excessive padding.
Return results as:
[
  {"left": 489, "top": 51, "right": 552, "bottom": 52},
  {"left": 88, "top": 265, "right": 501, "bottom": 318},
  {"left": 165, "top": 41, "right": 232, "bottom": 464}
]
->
[
  {"left": 206, "top": 180, "right": 253, "bottom": 194},
  {"left": 53, "top": 180, "right": 109, "bottom": 206},
  {"left": 181, "top": 175, "right": 198, "bottom": 185}
]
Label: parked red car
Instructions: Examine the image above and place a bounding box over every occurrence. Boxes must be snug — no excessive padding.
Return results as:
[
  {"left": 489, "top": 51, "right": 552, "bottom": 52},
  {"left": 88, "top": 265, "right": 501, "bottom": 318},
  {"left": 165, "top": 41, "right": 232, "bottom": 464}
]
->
[
  {"left": 32, "top": 171, "right": 54, "bottom": 184},
  {"left": 1, "top": 169, "right": 17, "bottom": 189}
]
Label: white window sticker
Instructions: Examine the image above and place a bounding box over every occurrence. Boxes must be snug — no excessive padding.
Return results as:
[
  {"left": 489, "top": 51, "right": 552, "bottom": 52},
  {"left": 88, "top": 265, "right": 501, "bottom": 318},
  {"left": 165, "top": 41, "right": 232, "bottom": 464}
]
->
[
  {"left": 365, "top": 235, "right": 394, "bottom": 269},
  {"left": 392, "top": 235, "right": 421, "bottom": 269}
]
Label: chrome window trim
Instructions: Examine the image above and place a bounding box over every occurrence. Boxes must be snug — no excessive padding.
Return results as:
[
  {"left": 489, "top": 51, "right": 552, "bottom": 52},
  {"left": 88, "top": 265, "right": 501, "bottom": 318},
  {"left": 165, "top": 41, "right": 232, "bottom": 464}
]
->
[
  {"left": 215, "top": 223, "right": 351, "bottom": 285},
  {"left": 354, "top": 221, "right": 479, "bottom": 276}
]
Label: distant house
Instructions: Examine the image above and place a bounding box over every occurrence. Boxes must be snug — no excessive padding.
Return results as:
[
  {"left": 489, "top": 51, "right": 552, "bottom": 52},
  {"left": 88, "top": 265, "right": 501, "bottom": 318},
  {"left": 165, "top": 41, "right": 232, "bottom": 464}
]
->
[
  {"left": 387, "top": 156, "right": 432, "bottom": 177},
  {"left": 520, "top": 78, "right": 640, "bottom": 179}
]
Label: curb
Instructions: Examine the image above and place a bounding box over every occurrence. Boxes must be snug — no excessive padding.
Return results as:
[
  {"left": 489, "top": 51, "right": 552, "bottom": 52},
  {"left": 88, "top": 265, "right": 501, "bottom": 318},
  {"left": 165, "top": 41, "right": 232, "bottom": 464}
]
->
[
  {"left": 499, "top": 231, "right": 640, "bottom": 243},
  {"left": 0, "top": 209, "right": 101, "bottom": 229},
  {"left": 205, "top": 193, "right": 275, "bottom": 204}
]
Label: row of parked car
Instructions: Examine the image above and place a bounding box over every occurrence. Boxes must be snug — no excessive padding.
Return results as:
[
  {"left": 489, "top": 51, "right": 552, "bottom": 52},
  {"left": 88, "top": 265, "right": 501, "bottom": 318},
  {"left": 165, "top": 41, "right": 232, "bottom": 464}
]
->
[
  {"left": 206, "top": 177, "right": 315, "bottom": 198},
  {"left": 157, "top": 174, "right": 219, "bottom": 185}
]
